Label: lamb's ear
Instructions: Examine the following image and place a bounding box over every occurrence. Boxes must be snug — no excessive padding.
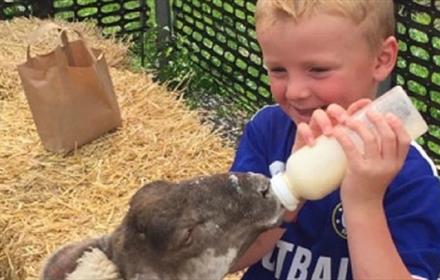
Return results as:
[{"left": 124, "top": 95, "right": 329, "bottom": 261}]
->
[{"left": 40, "top": 236, "right": 110, "bottom": 280}]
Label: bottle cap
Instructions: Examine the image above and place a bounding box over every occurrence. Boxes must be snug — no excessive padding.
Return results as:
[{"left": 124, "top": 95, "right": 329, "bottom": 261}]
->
[{"left": 270, "top": 173, "right": 301, "bottom": 211}]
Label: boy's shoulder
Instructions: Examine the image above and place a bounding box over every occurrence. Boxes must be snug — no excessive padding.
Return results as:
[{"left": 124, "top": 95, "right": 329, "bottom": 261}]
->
[
  {"left": 251, "top": 104, "right": 285, "bottom": 118},
  {"left": 249, "top": 104, "right": 291, "bottom": 126},
  {"left": 402, "top": 142, "right": 438, "bottom": 178},
  {"left": 248, "top": 105, "right": 295, "bottom": 143},
  {"left": 388, "top": 141, "right": 439, "bottom": 199}
]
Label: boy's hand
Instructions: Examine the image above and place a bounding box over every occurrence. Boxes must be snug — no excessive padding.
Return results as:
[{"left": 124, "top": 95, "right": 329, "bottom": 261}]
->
[
  {"left": 333, "top": 111, "right": 411, "bottom": 210},
  {"left": 292, "top": 99, "right": 371, "bottom": 152}
]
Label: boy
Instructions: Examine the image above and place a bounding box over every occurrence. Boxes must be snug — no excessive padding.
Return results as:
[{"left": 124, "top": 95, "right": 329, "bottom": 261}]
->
[{"left": 229, "top": 0, "right": 440, "bottom": 279}]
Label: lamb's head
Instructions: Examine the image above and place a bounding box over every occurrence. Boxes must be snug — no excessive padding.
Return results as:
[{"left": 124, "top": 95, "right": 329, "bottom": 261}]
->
[
  {"left": 112, "top": 172, "right": 283, "bottom": 279},
  {"left": 41, "top": 172, "right": 284, "bottom": 280}
]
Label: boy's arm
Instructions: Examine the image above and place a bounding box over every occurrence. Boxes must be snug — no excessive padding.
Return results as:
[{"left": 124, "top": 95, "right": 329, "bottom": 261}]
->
[
  {"left": 229, "top": 208, "right": 299, "bottom": 272},
  {"left": 344, "top": 201, "right": 413, "bottom": 279},
  {"left": 229, "top": 227, "right": 285, "bottom": 272},
  {"left": 333, "top": 110, "right": 414, "bottom": 278},
  {"left": 313, "top": 102, "right": 438, "bottom": 278}
]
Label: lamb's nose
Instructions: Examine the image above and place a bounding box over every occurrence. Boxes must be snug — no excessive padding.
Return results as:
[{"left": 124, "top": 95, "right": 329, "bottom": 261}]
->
[
  {"left": 248, "top": 172, "right": 271, "bottom": 198},
  {"left": 259, "top": 185, "right": 270, "bottom": 198},
  {"left": 256, "top": 179, "right": 272, "bottom": 199}
]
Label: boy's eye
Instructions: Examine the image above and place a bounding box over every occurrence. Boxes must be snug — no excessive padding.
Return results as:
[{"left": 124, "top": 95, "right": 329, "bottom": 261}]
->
[
  {"left": 268, "top": 67, "right": 286, "bottom": 74},
  {"left": 310, "top": 67, "right": 329, "bottom": 73}
]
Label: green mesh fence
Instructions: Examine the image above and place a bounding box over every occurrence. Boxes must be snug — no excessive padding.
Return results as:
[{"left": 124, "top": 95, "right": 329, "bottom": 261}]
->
[
  {"left": 51, "top": 0, "right": 151, "bottom": 36},
  {"left": 1, "top": 0, "right": 440, "bottom": 167},
  {"left": 394, "top": 0, "right": 440, "bottom": 166},
  {"left": 173, "top": 0, "right": 271, "bottom": 114},
  {"left": 171, "top": 0, "right": 440, "bottom": 166},
  {"left": 0, "top": 0, "right": 33, "bottom": 18}
]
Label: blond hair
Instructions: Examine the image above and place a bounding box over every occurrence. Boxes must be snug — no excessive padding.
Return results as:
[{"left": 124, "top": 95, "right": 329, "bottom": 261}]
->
[{"left": 255, "top": 0, "right": 395, "bottom": 52}]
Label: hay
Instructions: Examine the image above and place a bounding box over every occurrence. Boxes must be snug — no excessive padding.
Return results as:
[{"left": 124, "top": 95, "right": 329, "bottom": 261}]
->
[
  {"left": 0, "top": 18, "right": 244, "bottom": 280},
  {"left": 0, "top": 64, "right": 21, "bottom": 100}
]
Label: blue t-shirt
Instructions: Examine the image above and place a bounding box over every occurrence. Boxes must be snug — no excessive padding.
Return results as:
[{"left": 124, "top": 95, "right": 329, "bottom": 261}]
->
[{"left": 230, "top": 105, "right": 440, "bottom": 280}]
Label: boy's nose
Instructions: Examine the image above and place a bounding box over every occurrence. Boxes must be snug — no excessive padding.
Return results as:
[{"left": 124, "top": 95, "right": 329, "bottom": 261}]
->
[{"left": 285, "top": 80, "right": 311, "bottom": 101}]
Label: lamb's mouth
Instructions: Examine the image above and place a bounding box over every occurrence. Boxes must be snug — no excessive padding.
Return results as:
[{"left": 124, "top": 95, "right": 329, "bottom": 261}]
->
[{"left": 266, "top": 189, "right": 286, "bottom": 228}]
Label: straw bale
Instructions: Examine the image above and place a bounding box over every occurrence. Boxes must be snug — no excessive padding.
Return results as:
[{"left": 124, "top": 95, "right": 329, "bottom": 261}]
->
[
  {"left": 0, "top": 63, "right": 21, "bottom": 100},
  {"left": 0, "top": 19, "right": 245, "bottom": 280}
]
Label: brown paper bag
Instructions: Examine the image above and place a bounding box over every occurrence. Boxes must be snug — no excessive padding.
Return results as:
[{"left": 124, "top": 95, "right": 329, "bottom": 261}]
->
[{"left": 17, "top": 24, "right": 122, "bottom": 153}]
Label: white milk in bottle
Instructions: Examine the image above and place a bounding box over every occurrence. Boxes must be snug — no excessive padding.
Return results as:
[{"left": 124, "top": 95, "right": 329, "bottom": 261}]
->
[{"left": 270, "top": 86, "right": 428, "bottom": 211}]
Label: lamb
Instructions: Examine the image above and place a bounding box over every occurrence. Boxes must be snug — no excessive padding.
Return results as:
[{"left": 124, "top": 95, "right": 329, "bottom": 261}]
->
[{"left": 41, "top": 172, "right": 285, "bottom": 280}]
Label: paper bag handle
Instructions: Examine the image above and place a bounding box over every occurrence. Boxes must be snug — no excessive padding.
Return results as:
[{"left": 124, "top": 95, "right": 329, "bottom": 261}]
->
[{"left": 26, "top": 23, "right": 99, "bottom": 63}]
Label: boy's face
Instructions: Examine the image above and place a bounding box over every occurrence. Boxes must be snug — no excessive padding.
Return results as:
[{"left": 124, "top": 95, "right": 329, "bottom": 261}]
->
[{"left": 257, "top": 13, "right": 380, "bottom": 124}]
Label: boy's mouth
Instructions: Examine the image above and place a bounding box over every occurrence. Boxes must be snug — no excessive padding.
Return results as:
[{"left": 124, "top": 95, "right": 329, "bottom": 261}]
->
[
  {"left": 295, "top": 108, "right": 315, "bottom": 117},
  {"left": 294, "top": 105, "right": 328, "bottom": 118}
]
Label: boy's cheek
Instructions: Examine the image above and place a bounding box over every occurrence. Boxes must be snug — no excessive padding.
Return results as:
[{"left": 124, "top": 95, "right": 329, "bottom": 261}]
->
[
  {"left": 313, "top": 81, "right": 350, "bottom": 106},
  {"left": 270, "top": 81, "right": 287, "bottom": 102}
]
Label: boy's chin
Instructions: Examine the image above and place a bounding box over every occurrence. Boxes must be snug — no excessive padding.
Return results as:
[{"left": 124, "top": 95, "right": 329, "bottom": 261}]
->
[{"left": 291, "top": 113, "right": 311, "bottom": 124}]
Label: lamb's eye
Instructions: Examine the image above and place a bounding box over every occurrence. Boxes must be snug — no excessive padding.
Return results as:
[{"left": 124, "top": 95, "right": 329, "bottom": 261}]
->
[
  {"left": 181, "top": 228, "right": 193, "bottom": 247},
  {"left": 173, "top": 225, "right": 198, "bottom": 250},
  {"left": 173, "top": 222, "right": 205, "bottom": 249}
]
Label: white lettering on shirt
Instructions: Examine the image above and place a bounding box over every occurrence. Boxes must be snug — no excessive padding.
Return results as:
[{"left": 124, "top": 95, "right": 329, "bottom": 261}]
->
[
  {"left": 311, "top": 256, "right": 331, "bottom": 279},
  {"left": 287, "top": 246, "right": 312, "bottom": 279},
  {"left": 262, "top": 240, "right": 294, "bottom": 279},
  {"left": 337, "top": 258, "right": 349, "bottom": 280},
  {"left": 277, "top": 241, "right": 294, "bottom": 278},
  {"left": 261, "top": 241, "right": 350, "bottom": 279},
  {"left": 262, "top": 248, "right": 275, "bottom": 272}
]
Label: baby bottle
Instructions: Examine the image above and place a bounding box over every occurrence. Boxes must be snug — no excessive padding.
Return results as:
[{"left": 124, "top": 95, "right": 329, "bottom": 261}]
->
[{"left": 270, "top": 86, "right": 429, "bottom": 211}]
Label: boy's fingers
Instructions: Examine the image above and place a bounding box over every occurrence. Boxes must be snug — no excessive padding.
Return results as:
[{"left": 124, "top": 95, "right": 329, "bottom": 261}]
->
[
  {"left": 326, "top": 104, "right": 348, "bottom": 125},
  {"left": 333, "top": 126, "right": 361, "bottom": 160},
  {"left": 386, "top": 113, "right": 411, "bottom": 161},
  {"left": 310, "top": 109, "right": 333, "bottom": 136},
  {"left": 366, "top": 111, "right": 396, "bottom": 159},
  {"left": 345, "top": 118, "right": 379, "bottom": 158},
  {"left": 346, "top": 98, "right": 372, "bottom": 116},
  {"left": 293, "top": 123, "right": 315, "bottom": 152}
]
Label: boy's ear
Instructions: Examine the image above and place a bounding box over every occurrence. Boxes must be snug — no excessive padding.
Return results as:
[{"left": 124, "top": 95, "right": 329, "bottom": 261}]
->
[{"left": 373, "top": 36, "right": 398, "bottom": 81}]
